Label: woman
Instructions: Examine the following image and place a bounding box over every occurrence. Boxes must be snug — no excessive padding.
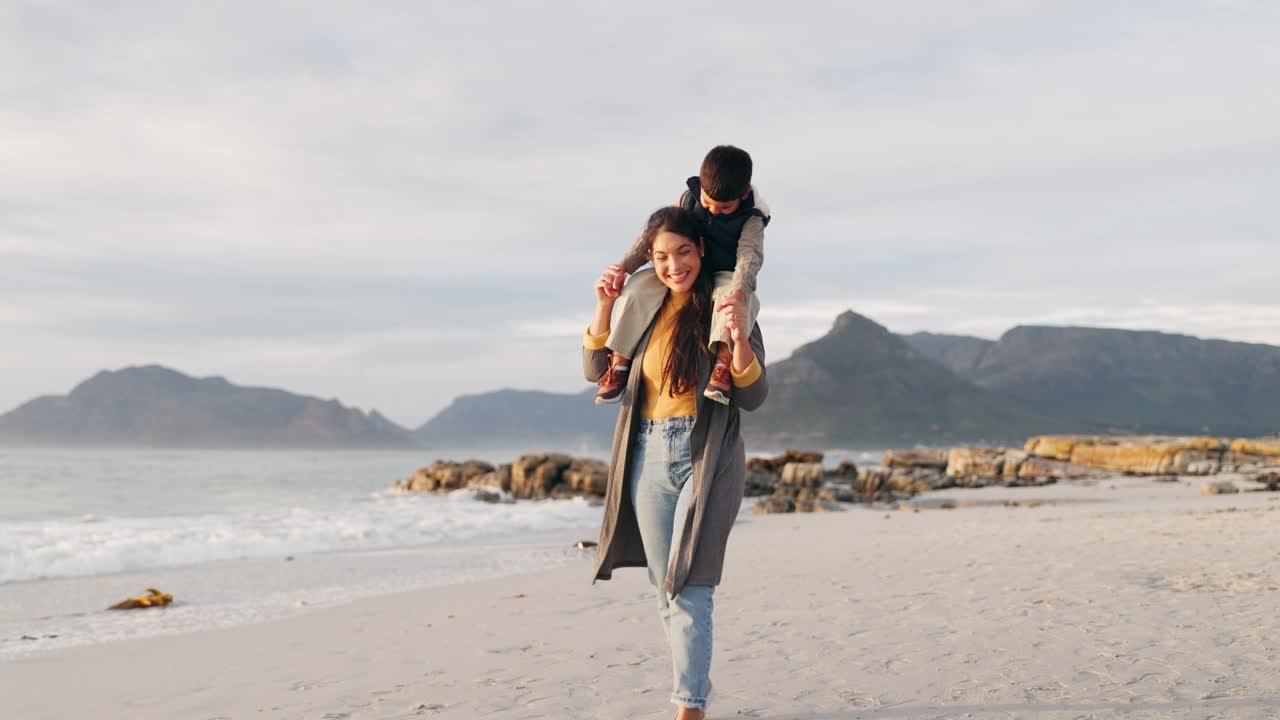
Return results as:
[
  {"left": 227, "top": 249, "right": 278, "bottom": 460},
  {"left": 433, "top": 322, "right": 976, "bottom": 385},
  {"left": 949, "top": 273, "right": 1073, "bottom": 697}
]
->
[{"left": 583, "top": 206, "right": 769, "bottom": 719}]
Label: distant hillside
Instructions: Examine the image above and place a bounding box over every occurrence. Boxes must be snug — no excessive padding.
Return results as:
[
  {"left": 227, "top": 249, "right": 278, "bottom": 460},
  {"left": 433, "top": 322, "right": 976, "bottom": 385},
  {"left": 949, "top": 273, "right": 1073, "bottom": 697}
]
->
[
  {"left": 743, "top": 312, "right": 1075, "bottom": 447},
  {"left": 903, "top": 326, "right": 1280, "bottom": 436},
  {"left": 414, "top": 387, "right": 614, "bottom": 450},
  {"left": 900, "top": 331, "right": 994, "bottom": 376},
  {"left": 0, "top": 365, "right": 416, "bottom": 449}
]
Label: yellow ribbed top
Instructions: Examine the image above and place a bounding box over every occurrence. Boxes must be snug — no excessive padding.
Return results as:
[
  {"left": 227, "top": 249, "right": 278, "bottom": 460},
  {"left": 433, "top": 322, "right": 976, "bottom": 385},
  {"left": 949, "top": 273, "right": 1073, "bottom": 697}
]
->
[{"left": 582, "top": 292, "right": 764, "bottom": 417}]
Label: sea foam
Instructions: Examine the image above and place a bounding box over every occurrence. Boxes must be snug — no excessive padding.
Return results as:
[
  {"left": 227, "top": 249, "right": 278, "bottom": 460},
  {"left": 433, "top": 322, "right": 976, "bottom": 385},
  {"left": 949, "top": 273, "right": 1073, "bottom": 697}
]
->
[{"left": 0, "top": 490, "right": 601, "bottom": 584}]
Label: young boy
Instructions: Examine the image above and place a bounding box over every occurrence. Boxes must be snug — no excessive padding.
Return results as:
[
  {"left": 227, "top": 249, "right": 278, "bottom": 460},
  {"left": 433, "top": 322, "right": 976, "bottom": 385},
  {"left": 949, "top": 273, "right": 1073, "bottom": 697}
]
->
[{"left": 596, "top": 145, "right": 770, "bottom": 405}]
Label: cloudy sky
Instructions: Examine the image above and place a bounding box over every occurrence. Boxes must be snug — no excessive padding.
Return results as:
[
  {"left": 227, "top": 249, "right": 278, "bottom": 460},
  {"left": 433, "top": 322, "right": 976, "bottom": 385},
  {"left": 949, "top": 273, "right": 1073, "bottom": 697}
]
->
[{"left": 2, "top": 1, "right": 1278, "bottom": 427}]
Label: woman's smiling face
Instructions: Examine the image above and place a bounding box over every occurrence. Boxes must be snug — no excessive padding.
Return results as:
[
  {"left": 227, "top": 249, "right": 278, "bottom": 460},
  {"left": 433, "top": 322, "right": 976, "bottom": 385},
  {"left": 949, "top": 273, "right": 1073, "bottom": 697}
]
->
[{"left": 650, "top": 230, "right": 702, "bottom": 293}]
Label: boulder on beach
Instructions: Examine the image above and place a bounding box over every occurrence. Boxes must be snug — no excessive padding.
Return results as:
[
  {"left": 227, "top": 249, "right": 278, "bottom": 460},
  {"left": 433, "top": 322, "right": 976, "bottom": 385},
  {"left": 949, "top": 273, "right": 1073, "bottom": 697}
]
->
[
  {"left": 882, "top": 448, "right": 949, "bottom": 470},
  {"left": 1221, "top": 452, "right": 1272, "bottom": 472},
  {"left": 744, "top": 450, "right": 832, "bottom": 496},
  {"left": 1252, "top": 471, "right": 1280, "bottom": 491},
  {"left": 748, "top": 450, "right": 824, "bottom": 473},
  {"left": 1023, "top": 435, "right": 1228, "bottom": 475},
  {"left": 946, "top": 447, "right": 1007, "bottom": 486},
  {"left": 561, "top": 458, "right": 608, "bottom": 496},
  {"left": 752, "top": 491, "right": 843, "bottom": 514},
  {"left": 744, "top": 466, "right": 779, "bottom": 497},
  {"left": 395, "top": 454, "right": 611, "bottom": 500},
  {"left": 831, "top": 460, "right": 858, "bottom": 478},
  {"left": 1015, "top": 457, "right": 1095, "bottom": 483},
  {"left": 780, "top": 462, "right": 824, "bottom": 490},
  {"left": 511, "top": 453, "right": 574, "bottom": 499},
  {"left": 1229, "top": 437, "right": 1280, "bottom": 458},
  {"left": 1001, "top": 450, "right": 1029, "bottom": 480},
  {"left": 889, "top": 468, "right": 949, "bottom": 493},
  {"left": 1023, "top": 435, "right": 1079, "bottom": 461},
  {"left": 853, "top": 465, "right": 945, "bottom": 498},
  {"left": 855, "top": 467, "right": 890, "bottom": 494},
  {"left": 466, "top": 464, "right": 513, "bottom": 493},
  {"left": 398, "top": 460, "right": 495, "bottom": 492},
  {"left": 1201, "top": 480, "right": 1239, "bottom": 495}
]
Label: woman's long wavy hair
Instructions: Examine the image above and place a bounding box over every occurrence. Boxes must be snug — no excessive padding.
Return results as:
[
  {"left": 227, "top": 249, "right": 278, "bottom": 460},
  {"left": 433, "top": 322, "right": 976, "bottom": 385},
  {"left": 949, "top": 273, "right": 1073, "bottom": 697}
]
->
[{"left": 643, "top": 206, "right": 714, "bottom": 398}]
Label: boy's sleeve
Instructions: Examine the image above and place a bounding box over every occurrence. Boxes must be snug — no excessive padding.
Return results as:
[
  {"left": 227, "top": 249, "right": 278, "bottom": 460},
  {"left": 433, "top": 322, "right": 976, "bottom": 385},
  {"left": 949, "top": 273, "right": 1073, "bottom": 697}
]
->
[
  {"left": 730, "top": 188, "right": 769, "bottom": 295},
  {"left": 730, "top": 216, "right": 765, "bottom": 295},
  {"left": 617, "top": 189, "right": 693, "bottom": 274},
  {"left": 618, "top": 232, "right": 650, "bottom": 275}
]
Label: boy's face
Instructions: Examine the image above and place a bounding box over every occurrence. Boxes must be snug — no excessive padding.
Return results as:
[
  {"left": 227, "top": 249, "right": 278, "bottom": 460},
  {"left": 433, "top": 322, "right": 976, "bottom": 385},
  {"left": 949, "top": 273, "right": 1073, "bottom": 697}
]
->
[{"left": 699, "top": 188, "right": 749, "bottom": 216}]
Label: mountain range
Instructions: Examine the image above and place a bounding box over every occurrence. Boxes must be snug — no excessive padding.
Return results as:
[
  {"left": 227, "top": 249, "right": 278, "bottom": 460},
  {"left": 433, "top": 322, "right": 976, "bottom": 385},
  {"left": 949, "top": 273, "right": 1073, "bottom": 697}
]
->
[
  {"left": 740, "top": 312, "right": 1075, "bottom": 447},
  {"left": 2, "top": 310, "right": 1277, "bottom": 449},
  {"left": 902, "top": 326, "right": 1280, "bottom": 436},
  {"left": 0, "top": 365, "right": 415, "bottom": 449}
]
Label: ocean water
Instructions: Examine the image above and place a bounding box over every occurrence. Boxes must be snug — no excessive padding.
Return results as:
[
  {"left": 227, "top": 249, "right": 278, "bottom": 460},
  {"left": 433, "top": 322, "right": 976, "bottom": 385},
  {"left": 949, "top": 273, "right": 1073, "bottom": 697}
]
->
[
  {"left": 0, "top": 448, "right": 608, "bottom": 660},
  {"left": 0, "top": 446, "right": 882, "bottom": 660},
  {"left": 0, "top": 448, "right": 607, "bottom": 585}
]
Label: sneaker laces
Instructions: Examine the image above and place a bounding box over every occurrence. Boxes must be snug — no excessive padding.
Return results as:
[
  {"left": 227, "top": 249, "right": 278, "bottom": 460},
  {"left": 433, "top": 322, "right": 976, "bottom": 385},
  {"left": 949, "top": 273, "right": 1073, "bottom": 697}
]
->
[{"left": 603, "top": 354, "right": 627, "bottom": 385}]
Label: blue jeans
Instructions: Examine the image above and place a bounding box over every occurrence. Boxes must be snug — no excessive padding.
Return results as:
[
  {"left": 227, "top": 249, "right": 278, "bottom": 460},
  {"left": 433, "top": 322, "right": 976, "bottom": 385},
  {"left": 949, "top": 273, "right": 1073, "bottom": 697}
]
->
[{"left": 628, "top": 415, "right": 714, "bottom": 710}]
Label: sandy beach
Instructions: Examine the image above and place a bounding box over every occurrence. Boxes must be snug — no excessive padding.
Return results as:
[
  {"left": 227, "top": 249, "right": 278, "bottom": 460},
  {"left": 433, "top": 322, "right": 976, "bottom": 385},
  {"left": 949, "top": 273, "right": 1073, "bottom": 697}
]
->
[{"left": 4, "top": 475, "right": 1279, "bottom": 720}]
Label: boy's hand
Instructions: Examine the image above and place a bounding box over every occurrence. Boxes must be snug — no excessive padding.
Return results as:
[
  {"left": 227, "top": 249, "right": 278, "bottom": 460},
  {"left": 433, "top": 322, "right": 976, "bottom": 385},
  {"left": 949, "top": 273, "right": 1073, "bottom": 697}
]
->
[{"left": 716, "top": 290, "right": 746, "bottom": 310}]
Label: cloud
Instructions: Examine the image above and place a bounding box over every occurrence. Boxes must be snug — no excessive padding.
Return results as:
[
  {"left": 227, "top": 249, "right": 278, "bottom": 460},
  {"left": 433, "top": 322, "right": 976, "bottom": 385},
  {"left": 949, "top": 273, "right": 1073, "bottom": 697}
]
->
[{"left": 1, "top": 1, "right": 1278, "bottom": 423}]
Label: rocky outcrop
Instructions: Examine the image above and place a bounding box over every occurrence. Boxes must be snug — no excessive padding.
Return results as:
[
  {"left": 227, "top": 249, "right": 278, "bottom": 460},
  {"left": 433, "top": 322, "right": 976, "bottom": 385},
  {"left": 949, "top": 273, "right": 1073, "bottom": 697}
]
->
[
  {"left": 749, "top": 450, "right": 825, "bottom": 473},
  {"left": 744, "top": 450, "right": 832, "bottom": 498},
  {"left": 744, "top": 465, "right": 780, "bottom": 496},
  {"left": 1014, "top": 457, "right": 1097, "bottom": 483},
  {"left": 1253, "top": 471, "right": 1280, "bottom": 491},
  {"left": 466, "top": 464, "right": 513, "bottom": 493},
  {"left": 780, "top": 462, "right": 825, "bottom": 489},
  {"left": 831, "top": 460, "right": 859, "bottom": 478},
  {"left": 1023, "top": 435, "right": 1229, "bottom": 475},
  {"left": 396, "top": 460, "right": 495, "bottom": 492},
  {"left": 752, "top": 453, "right": 860, "bottom": 513},
  {"left": 882, "top": 449, "right": 948, "bottom": 469},
  {"left": 396, "top": 453, "right": 606, "bottom": 500},
  {"left": 1222, "top": 452, "right": 1273, "bottom": 471},
  {"left": 561, "top": 458, "right": 608, "bottom": 496},
  {"left": 1230, "top": 437, "right": 1280, "bottom": 458},
  {"left": 754, "top": 483, "right": 847, "bottom": 514},
  {"left": 396, "top": 433, "right": 1280, "bottom": 512},
  {"left": 1023, "top": 435, "right": 1081, "bottom": 461},
  {"left": 946, "top": 447, "right": 1006, "bottom": 486},
  {"left": 511, "top": 453, "right": 574, "bottom": 499}
]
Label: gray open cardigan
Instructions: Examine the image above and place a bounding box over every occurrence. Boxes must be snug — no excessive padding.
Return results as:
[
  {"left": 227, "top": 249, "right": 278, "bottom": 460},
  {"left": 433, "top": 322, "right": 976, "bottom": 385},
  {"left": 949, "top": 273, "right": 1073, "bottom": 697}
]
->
[{"left": 583, "top": 315, "right": 769, "bottom": 597}]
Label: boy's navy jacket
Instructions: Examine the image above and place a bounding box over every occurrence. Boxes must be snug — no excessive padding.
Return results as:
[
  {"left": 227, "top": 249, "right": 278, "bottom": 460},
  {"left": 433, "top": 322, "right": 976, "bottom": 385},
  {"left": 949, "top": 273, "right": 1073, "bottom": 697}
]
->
[
  {"left": 618, "top": 178, "right": 771, "bottom": 295},
  {"left": 680, "top": 176, "right": 770, "bottom": 276}
]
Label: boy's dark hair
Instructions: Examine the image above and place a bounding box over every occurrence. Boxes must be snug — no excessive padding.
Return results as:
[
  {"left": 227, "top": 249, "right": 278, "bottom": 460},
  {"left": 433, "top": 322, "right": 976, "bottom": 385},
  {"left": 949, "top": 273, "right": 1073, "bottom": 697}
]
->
[{"left": 699, "top": 145, "right": 753, "bottom": 202}]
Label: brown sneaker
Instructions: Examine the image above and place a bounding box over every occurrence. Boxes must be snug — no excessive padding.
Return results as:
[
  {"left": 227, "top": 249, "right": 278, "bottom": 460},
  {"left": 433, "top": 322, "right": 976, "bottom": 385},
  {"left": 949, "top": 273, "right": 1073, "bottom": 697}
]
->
[
  {"left": 703, "top": 346, "right": 732, "bottom": 405},
  {"left": 595, "top": 352, "right": 630, "bottom": 405}
]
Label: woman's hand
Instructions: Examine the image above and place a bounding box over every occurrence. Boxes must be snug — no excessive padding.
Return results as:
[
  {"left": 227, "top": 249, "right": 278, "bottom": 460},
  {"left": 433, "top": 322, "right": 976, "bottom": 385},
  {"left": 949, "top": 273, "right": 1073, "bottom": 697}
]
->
[
  {"left": 595, "top": 264, "right": 626, "bottom": 305},
  {"left": 717, "top": 290, "right": 756, "bottom": 374},
  {"left": 717, "top": 290, "right": 748, "bottom": 345},
  {"left": 589, "top": 264, "right": 625, "bottom": 338}
]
